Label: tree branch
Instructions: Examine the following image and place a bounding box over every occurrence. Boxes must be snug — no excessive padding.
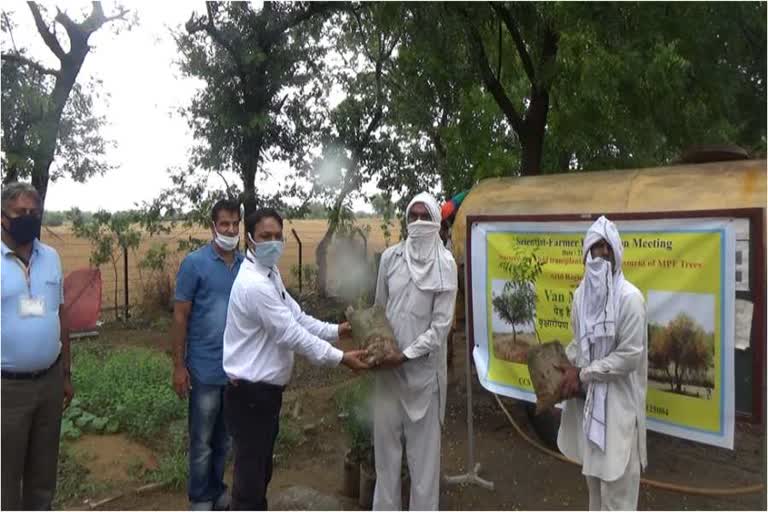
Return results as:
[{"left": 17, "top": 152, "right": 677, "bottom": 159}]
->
[
  {"left": 27, "top": 2, "right": 65, "bottom": 60},
  {"left": 271, "top": 1, "right": 336, "bottom": 40},
  {"left": 215, "top": 170, "right": 233, "bottom": 196},
  {"left": 351, "top": 8, "right": 377, "bottom": 64},
  {"left": 1, "top": 52, "right": 60, "bottom": 76},
  {"left": 459, "top": 8, "right": 525, "bottom": 136},
  {"left": 187, "top": 6, "right": 247, "bottom": 86},
  {"left": 491, "top": 2, "right": 537, "bottom": 88}
]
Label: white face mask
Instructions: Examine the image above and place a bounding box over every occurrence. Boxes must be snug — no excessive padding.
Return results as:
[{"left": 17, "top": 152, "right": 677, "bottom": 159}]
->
[
  {"left": 213, "top": 224, "right": 239, "bottom": 252},
  {"left": 247, "top": 233, "right": 284, "bottom": 268},
  {"left": 407, "top": 220, "right": 440, "bottom": 239}
]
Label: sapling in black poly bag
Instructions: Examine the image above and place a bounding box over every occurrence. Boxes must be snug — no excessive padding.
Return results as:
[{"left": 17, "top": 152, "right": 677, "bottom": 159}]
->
[{"left": 345, "top": 305, "right": 398, "bottom": 366}]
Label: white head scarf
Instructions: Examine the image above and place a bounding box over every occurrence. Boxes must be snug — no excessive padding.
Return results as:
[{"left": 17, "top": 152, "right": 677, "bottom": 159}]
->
[
  {"left": 404, "top": 192, "right": 458, "bottom": 292},
  {"left": 575, "top": 215, "right": 627, "bottom": 451}
]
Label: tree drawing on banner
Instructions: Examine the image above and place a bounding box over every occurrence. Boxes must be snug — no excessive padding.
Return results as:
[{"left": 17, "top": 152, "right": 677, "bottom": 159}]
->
[
  {"left": 493, "top": 250, "right": 543, "bottom": 345},
  {"left": 648, "top": 313, "right": 714, "bottom": 396}
]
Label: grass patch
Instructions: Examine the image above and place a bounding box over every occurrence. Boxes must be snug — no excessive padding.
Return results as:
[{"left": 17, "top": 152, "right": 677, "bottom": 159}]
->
[
  {"left": 146, "top": 419, "right": 188, "bottom": 490},
  {"left": 71, "top": 343, "right": 186, "bottom": 442},
  {"left": 65, "top": 343, "right": 189, "bottom": 490},
  {"left": 54, "top": 443, "right": 116, "bottom": 508}
]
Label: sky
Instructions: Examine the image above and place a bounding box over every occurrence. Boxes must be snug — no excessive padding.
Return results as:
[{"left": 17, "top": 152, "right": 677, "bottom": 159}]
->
[
  {"left": 3, "top": 1, "right": 376, "bottom": 213},
  {"left": 647, "top": 290, "right": 716, "bottom": 333}
]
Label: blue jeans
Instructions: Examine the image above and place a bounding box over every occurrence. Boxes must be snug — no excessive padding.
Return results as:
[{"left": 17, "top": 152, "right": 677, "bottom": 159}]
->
[{"left": 188, "top": 378, "right": 230, "bottom": 505}]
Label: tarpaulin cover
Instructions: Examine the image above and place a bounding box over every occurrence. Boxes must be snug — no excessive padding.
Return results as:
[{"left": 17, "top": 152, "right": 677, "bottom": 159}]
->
[{"left": 63, "top": 268, "right": 102, "bottom": 332}]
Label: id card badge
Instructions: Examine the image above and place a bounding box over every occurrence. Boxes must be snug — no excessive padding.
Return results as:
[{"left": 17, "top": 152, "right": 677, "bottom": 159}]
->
[{"left": 20, "top": 296, "right": 46, "bottom": 317}]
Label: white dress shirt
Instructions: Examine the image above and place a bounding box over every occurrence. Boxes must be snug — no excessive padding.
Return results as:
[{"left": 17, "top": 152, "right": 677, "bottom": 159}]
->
[
  {"left": 223, "top": 256, "right": 343, "bottom": 386},
  {"left": 557, "top": 281, "right": 648, "bottom": 482},
  {"left": 374, "top": 242, "right": 457, "bottom": 423}
]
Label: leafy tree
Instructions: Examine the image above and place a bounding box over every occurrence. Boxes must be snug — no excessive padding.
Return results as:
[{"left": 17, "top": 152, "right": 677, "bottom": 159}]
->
[
  {"left": 69, "top": 209, "right": 141, "bottom": 321},
  {"left": 492, "top": 249, "right": 543, "bottom": 344},
  {"left": 309, "top": 4, "right": 403, "bottom": 297},
  {"left": 42, "top": 209, "right": 65, "bottom": 227},
  {"left": 174, "top": 1, "right": 337, "bottom": 223},
  {"left": 649, "top": 313, "right": 712, "bottom": 394},
  {"left": 0, "top": 3, "right": 129, "bottom": 207},
  {"left": 450, "top": 1, "right": 766, "bottom": 175}
]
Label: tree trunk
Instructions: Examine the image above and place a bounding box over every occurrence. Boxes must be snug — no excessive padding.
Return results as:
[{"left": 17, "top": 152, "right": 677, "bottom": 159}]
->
[
  {"left": 315, "top": 229, "right": 333, "bottom": 297},
  {"left": 25, "top": 2, "right": 123, "bottom": 209},
  {"left": 316, "top": 164, "right": 359, "bottom": 298}
]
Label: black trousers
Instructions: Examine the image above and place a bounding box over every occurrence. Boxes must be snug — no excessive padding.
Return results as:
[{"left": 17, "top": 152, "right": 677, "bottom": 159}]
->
[{"left": 224, "top": 380, "right": 284, "bottom": 511}]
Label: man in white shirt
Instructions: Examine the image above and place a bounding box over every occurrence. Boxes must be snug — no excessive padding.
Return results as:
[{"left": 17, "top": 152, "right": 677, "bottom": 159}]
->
[
  {"left": 222, "top": 207, "right": 369, "bottom": 511},
  {"left": 371, "top": 192, "right": 458, "bottom": 511},
  {"left": 557, "top": 216, "right": 648, "bottom": 511}
]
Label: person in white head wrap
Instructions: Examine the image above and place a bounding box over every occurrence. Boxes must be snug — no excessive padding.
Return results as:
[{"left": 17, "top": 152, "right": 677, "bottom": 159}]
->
[
  {"left": 371, "top": 192, "right": 457, "bottom": 511},
  {"left": 557, "top": 216, "right": 648, "bottom": 511}
]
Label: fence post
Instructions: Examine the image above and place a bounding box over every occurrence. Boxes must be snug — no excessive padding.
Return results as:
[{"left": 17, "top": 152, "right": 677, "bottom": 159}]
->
[
  {"left": 123, "top": 244, "right": 129, "bottom": 320},
  {"left": 291, "top": 228, "right": 302, "bottom": 294}
]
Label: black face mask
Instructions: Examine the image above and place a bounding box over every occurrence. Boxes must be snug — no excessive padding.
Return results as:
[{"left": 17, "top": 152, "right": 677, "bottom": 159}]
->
[{"left": 2, "top": 213, "right": 41, "bottom": 245}]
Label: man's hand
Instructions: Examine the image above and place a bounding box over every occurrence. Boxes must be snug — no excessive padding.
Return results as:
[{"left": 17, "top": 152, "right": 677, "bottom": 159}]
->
[
  {"left": 376, "top": 348, "right": 407, "bottom": 369},
  {"left": 338, "top": 321, "right": 353, "bottom": 339},
  {"left": 557, "top": 363, "right": 582, "bottom": 399},
  {"left": 63, "top": 376, "right": 74, "bottom": 409},
  {"left": 173, "top": 365, "right": 191, "bottom": 399},
  {"left": 341, "top": 350, "right": 370, "bottom": 371}
]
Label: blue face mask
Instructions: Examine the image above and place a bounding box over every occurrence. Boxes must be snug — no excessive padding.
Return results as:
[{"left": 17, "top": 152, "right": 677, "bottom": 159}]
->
[{"left": 248, "top": 234, "right": 284, "bottom": 268}]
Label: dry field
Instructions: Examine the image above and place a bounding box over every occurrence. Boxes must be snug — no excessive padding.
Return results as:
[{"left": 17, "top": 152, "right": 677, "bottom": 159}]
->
[{"left": 44, "top": 218, "right": 397, "bottom": 313}]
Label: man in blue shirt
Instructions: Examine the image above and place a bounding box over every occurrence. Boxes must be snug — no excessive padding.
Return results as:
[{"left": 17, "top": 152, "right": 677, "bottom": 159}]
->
[
  {"left": 171, "top": 199, "right": 244, "bottom": 511},
  {"left": 1, "top": 182, "right": 73, "bottom": 510}
]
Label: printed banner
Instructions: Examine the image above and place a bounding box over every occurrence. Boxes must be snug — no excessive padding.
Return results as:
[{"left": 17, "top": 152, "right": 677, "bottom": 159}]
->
[{"left": 469, "top": 218, "right": 736, "bottom": 449}]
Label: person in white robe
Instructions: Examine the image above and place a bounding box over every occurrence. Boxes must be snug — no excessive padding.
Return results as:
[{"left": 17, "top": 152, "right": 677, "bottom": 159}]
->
[
  {"left": 557, "top": 215, "right": 648, "bottom": 511},
  {"left": 371, "top": 192, "right": 458, "bottom": 511}
]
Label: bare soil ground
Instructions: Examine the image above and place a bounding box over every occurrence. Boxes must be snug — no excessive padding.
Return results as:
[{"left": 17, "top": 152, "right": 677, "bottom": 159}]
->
[
  {"left": 493, "top": 333, "right": 537, "bottom": 364},
  {"left": 59, "top": 326, "right": 766, "bottom": 511}
]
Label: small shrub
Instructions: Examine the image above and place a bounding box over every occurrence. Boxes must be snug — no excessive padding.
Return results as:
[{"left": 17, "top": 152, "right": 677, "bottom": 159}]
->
[{"left": 335, "top": 377, "right": 374, "bottom": 463}]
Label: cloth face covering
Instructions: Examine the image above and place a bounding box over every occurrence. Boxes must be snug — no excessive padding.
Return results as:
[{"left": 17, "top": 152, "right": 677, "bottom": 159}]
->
[
  {"left": 213, "top": 224, "right": 239, "bottom": 251},
  {"left": 575, "top": 215, "right": 626, "bottom": 451},
  {"left": 247, "top": 233, "right": 284, "bottom": 269},
  {"left": 404, "top": 192, "right": 457, "bottom": 293}
]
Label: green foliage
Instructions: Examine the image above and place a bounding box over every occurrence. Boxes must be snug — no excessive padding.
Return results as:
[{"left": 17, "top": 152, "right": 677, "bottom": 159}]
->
[
  {"left": 71, "top": 344, "right": 186, "bottom": 442},
  {"left": 493, "top": 249, "right": 543, "bottom": 343},
  {"left": 0, "top": 5, "right": 126, "bottom": 201},
  {"left": 53, "top": 444, "right": 91, "bottom": 508},
  {"left": 42, "top": 210, "right": 66, "bottom": 227},
  {"left": 648, "top": 313, "right": 714, "bottom": 393},
  {"left": 69, "top": 208, "right": 142, "bottom": 318},
  {"left": 175, "top": 2, "right": 336, "bottom": 219},
  {"left": 146, "top": 419, "right": 187, "bottom": 490},
  {"left": 60, "top": 397, "right": 120, "bottom": 441},
  {"left": 335, "top": 377, "right": 374, "bottom": 462},
  {"left": 290, "top": 263, "right": 319, "bottom": 294}
]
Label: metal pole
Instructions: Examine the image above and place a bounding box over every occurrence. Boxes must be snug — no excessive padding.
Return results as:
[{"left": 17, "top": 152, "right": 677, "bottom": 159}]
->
[
  {"left": 123, "top": 244, "right": 129, "bottom": 320},
  {"left": 291, "top": 228, "right": 302, "bottom": 294},
  {"left": 444, "top": 265, "right": 494, "bottom": 490}
]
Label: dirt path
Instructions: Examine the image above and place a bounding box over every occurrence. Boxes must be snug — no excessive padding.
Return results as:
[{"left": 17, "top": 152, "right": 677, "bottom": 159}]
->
[{"left": 64, "top": 336, "right": 765, "bottom": 511}]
